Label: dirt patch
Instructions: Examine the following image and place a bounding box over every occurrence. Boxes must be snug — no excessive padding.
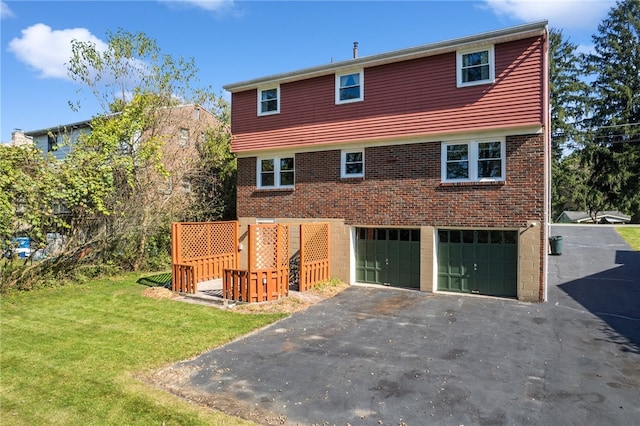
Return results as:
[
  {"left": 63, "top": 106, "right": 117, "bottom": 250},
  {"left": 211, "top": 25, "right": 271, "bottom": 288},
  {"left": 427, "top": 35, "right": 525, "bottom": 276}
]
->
[
  {"left": 141, "top": 286, "right": 178, "bottom": 300},
  {"left": 231, "top": 280, "right": 349, "bottom": 314}
]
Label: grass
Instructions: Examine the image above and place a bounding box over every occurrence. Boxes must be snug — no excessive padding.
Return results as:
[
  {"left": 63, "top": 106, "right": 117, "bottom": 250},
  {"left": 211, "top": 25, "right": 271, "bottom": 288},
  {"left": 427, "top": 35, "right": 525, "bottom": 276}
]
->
[
  {"left": 0, "top": 274, "right": 286, "bottom": 425},
  {"left": 616, "top": 227, "right": 640, "bottom": 251}
]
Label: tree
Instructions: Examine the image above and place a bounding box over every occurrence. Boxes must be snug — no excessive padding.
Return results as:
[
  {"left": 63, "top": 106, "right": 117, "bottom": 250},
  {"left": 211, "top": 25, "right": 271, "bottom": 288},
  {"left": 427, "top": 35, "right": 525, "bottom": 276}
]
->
[
  {"left": 549, "top": 28, "right": 592, "bottom": 219},
  {"left": 582, "top": 0, "right": 640, "bottom": 217},
  {"left": 185, "top": 119, "right": 237, "bottom": 223},
  {"left": 549, "top": 28, "right": 590, "bottom": 162},
  {"left": 0, "top": 145, "right": 66, "bottom": 252},
  {"left": 62, "top": 30, "right": 234, "bottom": 272}
]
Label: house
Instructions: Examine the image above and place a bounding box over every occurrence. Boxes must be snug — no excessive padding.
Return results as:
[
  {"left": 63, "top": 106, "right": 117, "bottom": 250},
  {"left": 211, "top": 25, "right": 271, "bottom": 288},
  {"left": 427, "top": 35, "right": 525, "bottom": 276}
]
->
[
  {"left": 24, "top": 104, "right": 218, "bottom": 194},
  {"left": 556, "top": 211, "right": 631, "bottom": 224},
  {"left": 25, "top": 118, "right": 91, "bottom": 160},
  {"left": 223, "top": 21, "right": 550, "bottom": 302}
]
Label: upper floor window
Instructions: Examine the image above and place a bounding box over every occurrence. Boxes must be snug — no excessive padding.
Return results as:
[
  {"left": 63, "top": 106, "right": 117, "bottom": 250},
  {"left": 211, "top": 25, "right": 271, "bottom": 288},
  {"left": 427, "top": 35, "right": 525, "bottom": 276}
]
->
[
  {"left": 257, "top": 156, "right": 294, "bottom": 188},
  {"left": 457, "top": 46, "right": 495, "bottom": 87},
  {"left": 335, "top": 70, "right": 363, "bottom": 104},
  {"left": 441, "top": 140, "right": 505, "bottom": 182},
  {"left": 179, "top": 128, "right": 189, "bottom": 147},
  {"left": 258, "top": 86, "right": 280, "bottom": 116},
  {"left": 341, "top": 150, "right": 364, "bottom": 178},
  {"left": 47, "top": 133, "right": 58, "bottom": 152}
]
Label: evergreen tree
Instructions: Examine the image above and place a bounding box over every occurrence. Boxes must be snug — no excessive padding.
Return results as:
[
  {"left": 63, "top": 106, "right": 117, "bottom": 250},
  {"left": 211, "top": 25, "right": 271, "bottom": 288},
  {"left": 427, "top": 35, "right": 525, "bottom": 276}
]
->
[
  {"left": 549, "top": 28, "right": 589, "bottom": 162},
  {"left": 582, "top": 0, "right": 640, "bottom": 217}
]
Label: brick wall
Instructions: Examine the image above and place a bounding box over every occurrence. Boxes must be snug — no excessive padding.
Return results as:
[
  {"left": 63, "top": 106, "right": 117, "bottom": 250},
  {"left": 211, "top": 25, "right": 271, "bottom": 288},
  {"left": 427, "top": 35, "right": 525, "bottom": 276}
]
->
[{"left": 237, "top": 134, "right": 546, "bottom": 228}]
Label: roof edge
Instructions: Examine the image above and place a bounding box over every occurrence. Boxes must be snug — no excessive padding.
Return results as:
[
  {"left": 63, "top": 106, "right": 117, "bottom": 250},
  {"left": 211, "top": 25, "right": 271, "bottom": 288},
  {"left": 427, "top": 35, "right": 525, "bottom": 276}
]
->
[{"left": 224, "top": 20, "right": 548, "bottom": 93}]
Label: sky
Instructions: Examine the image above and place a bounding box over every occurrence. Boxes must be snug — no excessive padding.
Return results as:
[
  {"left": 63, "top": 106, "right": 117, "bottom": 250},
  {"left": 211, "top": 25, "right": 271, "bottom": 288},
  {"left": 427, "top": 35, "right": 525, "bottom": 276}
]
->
[{"left": 0, "top": 0, "right": 616, "bottom": 143}]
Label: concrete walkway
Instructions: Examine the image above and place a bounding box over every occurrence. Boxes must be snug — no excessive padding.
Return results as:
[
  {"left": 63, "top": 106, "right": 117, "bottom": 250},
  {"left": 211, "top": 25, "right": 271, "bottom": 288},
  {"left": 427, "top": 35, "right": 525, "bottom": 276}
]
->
[{"left": 155, "top": 225, "right": 640, "bottom": 425}]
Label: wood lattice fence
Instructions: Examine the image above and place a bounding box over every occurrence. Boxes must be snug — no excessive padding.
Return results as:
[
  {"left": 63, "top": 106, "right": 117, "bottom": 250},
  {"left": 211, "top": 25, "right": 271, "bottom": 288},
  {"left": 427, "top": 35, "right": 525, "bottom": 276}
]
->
[
  {"left": 299, "top": 222, "right": 331, "bottom": 291},
  {"left": 171, "top": 220, "right": 330, "bottom": 301},
  {"left": 171, "top": 221, "right": 238, "bottom": 293},
  {"left": 224, "top": 224, "right": 290, "bottom": 302}
]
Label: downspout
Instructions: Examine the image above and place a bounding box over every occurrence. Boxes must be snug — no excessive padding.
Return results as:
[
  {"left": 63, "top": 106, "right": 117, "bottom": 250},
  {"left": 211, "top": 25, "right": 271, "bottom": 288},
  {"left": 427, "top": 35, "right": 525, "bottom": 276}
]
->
[{"left": 542, "top": 25, "right": 551, "bottom": 302}]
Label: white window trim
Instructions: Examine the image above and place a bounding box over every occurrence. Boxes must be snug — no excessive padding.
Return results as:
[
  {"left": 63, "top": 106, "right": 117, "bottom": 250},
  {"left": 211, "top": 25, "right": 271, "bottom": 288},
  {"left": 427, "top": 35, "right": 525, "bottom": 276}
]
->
[
  {"left": 335, "top": 69, "right": 364, "bottom": 104},
  {"left": 257, "top": 85, "right": 280, "bottom": 116},
  {"left": 441, "top": 139, "right": 505, "bottom": 183},
  {"left": 456, "top": 45, "right": 495, "bottom": 88},
  {"left": 341, "top": 149, "right": 365, "bottom": 178},
  {"left": 256, "top": 156, "right": 295, "bottom": 189}
]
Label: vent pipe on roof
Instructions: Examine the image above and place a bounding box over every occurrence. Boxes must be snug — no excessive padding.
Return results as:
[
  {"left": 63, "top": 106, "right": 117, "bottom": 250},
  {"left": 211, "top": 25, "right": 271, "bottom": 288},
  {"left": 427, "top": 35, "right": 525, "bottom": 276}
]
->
[{"left": 353, "top": 42, "right": 358, "bottom": 59}]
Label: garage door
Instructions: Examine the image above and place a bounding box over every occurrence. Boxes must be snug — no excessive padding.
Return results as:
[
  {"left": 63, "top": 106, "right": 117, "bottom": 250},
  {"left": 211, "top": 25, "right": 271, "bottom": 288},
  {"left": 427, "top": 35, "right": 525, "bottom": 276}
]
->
[
  {"left": 356, "top": 228, "right": 420, "bottom": 289},
  {"left": 437, "top": 229, "right": 517, "bottom": 297}
]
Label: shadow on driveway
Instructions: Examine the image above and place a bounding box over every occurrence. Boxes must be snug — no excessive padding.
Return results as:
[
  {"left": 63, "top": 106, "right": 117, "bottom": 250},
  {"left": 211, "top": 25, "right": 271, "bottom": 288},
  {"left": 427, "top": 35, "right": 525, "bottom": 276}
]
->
[{"left": 552, "top": 226, "right": 640, "bottom": 355}]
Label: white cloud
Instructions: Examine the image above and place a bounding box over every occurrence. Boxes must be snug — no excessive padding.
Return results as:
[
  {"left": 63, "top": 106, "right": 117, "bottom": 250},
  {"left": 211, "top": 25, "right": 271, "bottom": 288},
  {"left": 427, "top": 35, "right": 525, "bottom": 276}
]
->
[
  {"left": 7, "top": 23, "right": 107, "bottom": 79},
  {"left": 1, "top": 1, "right": 15, "bottom": 19},
  {"left": 483, "top": 0, "right": 614, "bottom": 30},
  {"left": 160, "top": 0, "right": 234, "bottom": 12}
]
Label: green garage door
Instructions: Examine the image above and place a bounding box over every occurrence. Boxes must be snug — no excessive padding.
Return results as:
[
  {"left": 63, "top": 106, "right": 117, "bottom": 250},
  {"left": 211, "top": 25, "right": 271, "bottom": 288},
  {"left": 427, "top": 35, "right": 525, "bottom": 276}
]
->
[
  {"left": 356, "top": 228, "right": 420, "bottom": 289},
  {"left": 438, "top": 229, "right": 517, "bottom": 297}
]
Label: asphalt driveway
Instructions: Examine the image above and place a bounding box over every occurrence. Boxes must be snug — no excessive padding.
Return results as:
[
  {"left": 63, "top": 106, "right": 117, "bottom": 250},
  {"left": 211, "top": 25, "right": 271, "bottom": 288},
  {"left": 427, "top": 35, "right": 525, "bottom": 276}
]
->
[{"left": 155, "top": 225, "right": 640, "bottom": 425}]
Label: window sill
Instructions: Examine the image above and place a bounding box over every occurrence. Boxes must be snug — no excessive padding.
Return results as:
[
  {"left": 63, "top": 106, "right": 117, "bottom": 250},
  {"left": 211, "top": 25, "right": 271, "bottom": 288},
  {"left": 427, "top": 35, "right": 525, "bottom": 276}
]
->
[
  {"left": 439, "top": 180, "right": 505, "bottom": 188},
  {"left": 340, "top": 176, "right": 365, "bottom": 184},
  {"left": 254, "top": 187, "right": 294, "bottom": 193}
]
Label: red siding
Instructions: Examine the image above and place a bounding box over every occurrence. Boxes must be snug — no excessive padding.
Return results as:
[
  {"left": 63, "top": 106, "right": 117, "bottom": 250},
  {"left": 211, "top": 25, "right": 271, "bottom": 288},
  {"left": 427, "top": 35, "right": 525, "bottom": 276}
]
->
[{"left": 231, "top": 37, "right": 544, "bottom": 153}]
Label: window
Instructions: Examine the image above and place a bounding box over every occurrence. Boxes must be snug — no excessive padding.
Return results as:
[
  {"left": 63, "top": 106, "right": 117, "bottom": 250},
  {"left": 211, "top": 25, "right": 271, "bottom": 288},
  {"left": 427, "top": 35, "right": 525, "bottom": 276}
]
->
[
  {"left": 193, "top": 108, "right": 200, "bottom": 121},
  {"left": 179, "top": 128, "right": 189, "bottom": 147},
  {"left": 457, "top": 46, "right": 494, "bottom": 87},
  {"left": 335, "top": 70, "right": 363, "bottom": 104},
  {"left": 258, "top": 86, "right": 280, "bottom": 115},
  {"left": 442, "top": 140, "right": 505, "bottom": 182},
  {"left": 47, "top": 133, "right": 58, "bottom": 152},
  {"left": 257, "top": 156, "right": 294, "bottom": 188},
  {"left": 180, "top": 177, "right": 191, "bottom": 193},
  {"left": 341, "top": 150, "right": 364, "bottom": 178}
]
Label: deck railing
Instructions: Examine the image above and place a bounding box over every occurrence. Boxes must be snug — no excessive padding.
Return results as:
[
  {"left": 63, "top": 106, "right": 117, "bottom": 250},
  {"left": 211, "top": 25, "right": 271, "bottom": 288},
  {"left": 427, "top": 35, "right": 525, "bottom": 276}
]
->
[
  {"left": 171, "top": 221, "right": 238, "bottom": 294},
  {"left": 223, "top": 268, "right": 289, "bottom": 303}
]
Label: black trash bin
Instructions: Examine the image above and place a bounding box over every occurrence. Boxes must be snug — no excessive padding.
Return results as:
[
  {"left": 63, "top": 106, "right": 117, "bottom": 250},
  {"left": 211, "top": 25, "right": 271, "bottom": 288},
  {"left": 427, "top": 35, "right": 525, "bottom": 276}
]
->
[{"left": 549, "top": 236, "right": 563, "bottom": 255}]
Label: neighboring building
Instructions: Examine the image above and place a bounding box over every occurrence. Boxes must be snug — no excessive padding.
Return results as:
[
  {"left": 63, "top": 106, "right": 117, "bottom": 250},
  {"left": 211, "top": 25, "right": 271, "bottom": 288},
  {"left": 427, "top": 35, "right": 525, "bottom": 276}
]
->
[
  {"left": 556, "top": 211, "right": 631, "bottom": 224},
  {"left": 224, "top": 22, "right": 550, "bottom": 302},
  {"left": 24, "top": 104, "right": 217, "bottom": 195},
  {"left": 26, "top": 119, "right": 91, "bottom": 160},
  {"left": 5, "top": 130, "right": 34, "bottom": 147}
]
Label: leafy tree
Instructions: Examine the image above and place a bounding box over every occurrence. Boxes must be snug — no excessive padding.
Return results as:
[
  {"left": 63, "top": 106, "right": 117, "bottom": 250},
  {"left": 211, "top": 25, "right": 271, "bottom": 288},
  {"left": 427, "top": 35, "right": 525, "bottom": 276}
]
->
[
  {"left": 0, "top": 29, "right": 236, "bottom": 292},
  {"left": 66, "top": 30, "right": 233, "bottom": 271},
  {"left": 185, "top": 119, "right": 237, "bottom": 223},
  {"left": 64, "top": 30, "right": 232, "bottom": 270},
  {"left": 582, "top": 0, "right": 640, "bottom": 217},
  {"left": 0, "top": 144, "right": 72, "bottom": 290},
  {"left": 0, "top": 144, "right": 66, "bottom": 252}
]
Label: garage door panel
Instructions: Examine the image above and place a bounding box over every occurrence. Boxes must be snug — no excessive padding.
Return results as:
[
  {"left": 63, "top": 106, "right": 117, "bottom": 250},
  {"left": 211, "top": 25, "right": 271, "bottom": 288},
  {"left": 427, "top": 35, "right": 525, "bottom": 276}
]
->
[
  {"left": 438, "top": 229, "right": 517, "bottom": 297},
  {"left": 356, "top": 228, "right": 420, "bottom": 288}
]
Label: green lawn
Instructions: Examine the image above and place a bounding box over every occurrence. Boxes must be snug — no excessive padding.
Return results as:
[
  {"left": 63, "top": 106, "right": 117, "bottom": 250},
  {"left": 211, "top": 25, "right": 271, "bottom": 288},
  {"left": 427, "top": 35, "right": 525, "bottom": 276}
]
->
[
  {"left": 0, "top": 274, "right": 286, "bottom": 425},
  {"left": 616, "top": 226, "right": 640, "bottom": 251}
]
